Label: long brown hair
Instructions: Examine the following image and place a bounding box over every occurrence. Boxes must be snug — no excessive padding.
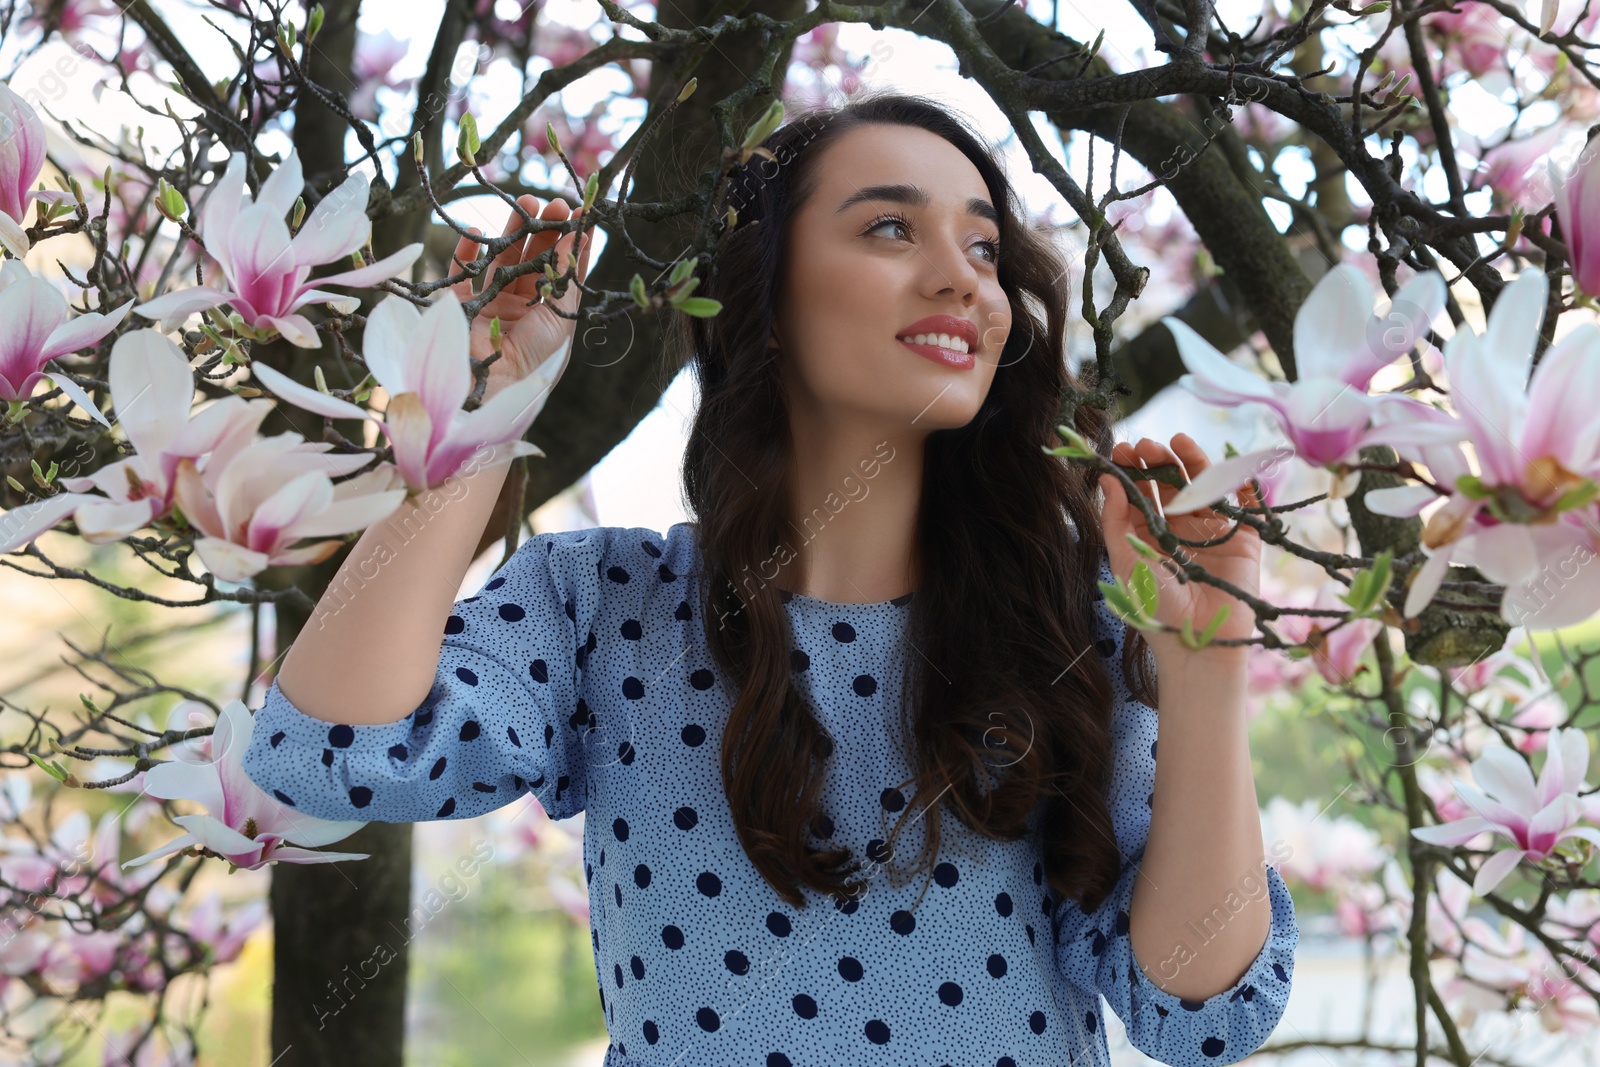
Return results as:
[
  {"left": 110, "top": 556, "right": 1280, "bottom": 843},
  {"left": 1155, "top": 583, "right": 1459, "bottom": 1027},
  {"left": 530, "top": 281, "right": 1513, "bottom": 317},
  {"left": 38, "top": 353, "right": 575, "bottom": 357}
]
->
[{"left": 670, "top": 89, "right": 1159, "bottom": 915}]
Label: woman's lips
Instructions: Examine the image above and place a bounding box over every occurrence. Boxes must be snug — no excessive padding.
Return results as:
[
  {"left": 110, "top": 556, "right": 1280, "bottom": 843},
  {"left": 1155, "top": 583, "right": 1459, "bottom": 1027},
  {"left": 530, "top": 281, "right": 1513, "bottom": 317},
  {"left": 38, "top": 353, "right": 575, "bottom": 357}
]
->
[{"left": 897, "top": 337, "right": 976, "bottom": 370}]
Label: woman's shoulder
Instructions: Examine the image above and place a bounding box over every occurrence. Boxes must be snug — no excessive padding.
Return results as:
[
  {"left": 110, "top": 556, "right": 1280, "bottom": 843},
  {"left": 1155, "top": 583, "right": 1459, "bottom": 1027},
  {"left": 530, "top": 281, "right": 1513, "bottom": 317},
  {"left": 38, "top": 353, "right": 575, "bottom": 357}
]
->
[{"left": 523, "top": 522, "right": 702, "bottom": 593}]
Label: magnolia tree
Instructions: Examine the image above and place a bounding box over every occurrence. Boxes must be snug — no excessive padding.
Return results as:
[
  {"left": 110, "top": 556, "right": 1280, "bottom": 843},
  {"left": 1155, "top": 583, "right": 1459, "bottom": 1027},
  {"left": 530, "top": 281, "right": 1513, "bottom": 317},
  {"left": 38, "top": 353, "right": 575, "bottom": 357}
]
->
[{"left": 0, "top": 0, "right": 1598, "bottom": 1061}]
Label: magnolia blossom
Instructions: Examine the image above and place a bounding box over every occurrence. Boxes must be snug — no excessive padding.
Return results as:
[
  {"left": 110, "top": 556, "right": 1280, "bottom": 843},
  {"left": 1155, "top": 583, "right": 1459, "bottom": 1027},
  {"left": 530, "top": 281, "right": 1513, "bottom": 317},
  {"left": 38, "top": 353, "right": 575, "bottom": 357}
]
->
[
  {"left": 1274, "top": 584, "right": 1386, "bottom": 686},
  {"left": 351, "top": 30, "right": 414, "bottom": 119},
  {"left": 172, "top": 422, "right": 407, "bottom": 583},
  {"left": 1258, "top": 795, "right": 1383, "bottom": 892},
  {"left": 171, "top": 894, "right": 267, "bottom": 967},
  {"left": 1476, "top": 125, "right": 1568, "bottom": 212},
  {"left": 1364, "top": 270, "right": 1600, "bottom": 629},
  {"left": 1162, "top": 265, "right": 1466, "bottom": 515},
  {"left": 251, "top": 290, "right": 570, "bottom": 493},
  {"left": 0, "top": 260, "right": 131, "bottom": 425},
  {"left": 0, "top": 330, "right": 270, "bottom": 555},
  {"left": 1552, "top": 144, "right": 1600, "bottom": 298},
  {"left": 134, "top": 148, "right": 422, "bottom": 348},
  {"left": 1411, "top": 727, "right": 1600, "bottom": 895},
  {"left": 0, "top": 82, "right": 68, "bottom": 258},
  {"left": 122, "top": 700, "right": 371, "bottom": 871}
]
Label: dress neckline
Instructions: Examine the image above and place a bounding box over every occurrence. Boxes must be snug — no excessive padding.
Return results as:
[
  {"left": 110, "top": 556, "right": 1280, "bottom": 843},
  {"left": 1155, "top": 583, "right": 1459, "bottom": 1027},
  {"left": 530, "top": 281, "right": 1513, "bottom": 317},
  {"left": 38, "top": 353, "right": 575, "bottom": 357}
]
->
[{"left": 779, "top": 588, "right": 915, "bottom": 610}]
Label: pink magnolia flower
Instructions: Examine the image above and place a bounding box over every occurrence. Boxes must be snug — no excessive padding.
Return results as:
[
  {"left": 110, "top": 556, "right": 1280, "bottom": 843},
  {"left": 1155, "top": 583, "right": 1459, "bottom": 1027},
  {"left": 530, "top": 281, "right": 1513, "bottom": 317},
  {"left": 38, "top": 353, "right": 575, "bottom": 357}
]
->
[
  {"left": 1428, "top": 2, "right": 1512, "bottom": 84},
  {"left": 250, "top": 290, "right": 569, "bottom": 493},
  {"left": 0, "top": 260, "right": 131, "bottom": 425},
  {"left": 170, "top": 894, "right": 268, "bottom": 967},
  {"left": 1551, "top": 142, "right": 1600, "bottom": 298},
  {"left": 172, "top": 424, "right": 406, "bottom": 583},
  {"left": 1162, "top": 265, "right": 1467, "bottom": 515},
  {"left": 351, "top": 31, "right": 415, "bottom": 120},
  {"left": 1411, "top": 727, "right": 1600, "bottom": 895},
  {"left": 1363, "top": 270, "right": 1600, "bottom": 629},
  {"left": 1274, "top": 583, "right": 1386, "bottom": 686},
  {"left": 1475, "top": 124, "right": 1569, "bottom": 211},
  {"left": 121, "top": 699, "right": 371, "bottom": 871},
  {"left": 0, "top": 330, "right": 269, "bottom": 555},
  {"left": 1258, "top": 795, "right": 1383, "bottom": 892},
  {"left": 0, "top": 81, "right": 69, "bottom": 258},
  {"left": 134, "top": 148, "right": 422, "bottom": 348}
]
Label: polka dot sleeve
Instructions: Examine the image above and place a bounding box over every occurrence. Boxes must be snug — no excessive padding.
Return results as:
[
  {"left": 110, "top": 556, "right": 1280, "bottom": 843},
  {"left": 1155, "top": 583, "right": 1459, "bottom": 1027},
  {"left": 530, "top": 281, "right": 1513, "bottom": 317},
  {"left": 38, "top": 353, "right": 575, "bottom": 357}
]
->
[
  {"left": 1052, "top": 549, "right": 1298, "bottom": 1066},
  {"left": 241, "top": 528, "right": 613, "bottom": 824}
]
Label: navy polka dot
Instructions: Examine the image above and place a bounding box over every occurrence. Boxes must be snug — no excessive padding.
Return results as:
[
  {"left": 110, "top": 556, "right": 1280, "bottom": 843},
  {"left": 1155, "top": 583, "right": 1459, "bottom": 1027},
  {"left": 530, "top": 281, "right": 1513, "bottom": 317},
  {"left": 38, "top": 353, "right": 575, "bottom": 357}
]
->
[{"left": 241, "top": 524, "right": 1297, "bottom": 1064}]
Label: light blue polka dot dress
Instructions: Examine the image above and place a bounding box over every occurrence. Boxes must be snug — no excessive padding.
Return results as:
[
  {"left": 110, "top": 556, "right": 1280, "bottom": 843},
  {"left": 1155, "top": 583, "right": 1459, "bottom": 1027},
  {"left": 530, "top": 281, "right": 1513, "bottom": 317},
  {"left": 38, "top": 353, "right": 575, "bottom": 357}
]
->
[{"left": 242, "top": 522, "right": 1298, "bottom": 1066}]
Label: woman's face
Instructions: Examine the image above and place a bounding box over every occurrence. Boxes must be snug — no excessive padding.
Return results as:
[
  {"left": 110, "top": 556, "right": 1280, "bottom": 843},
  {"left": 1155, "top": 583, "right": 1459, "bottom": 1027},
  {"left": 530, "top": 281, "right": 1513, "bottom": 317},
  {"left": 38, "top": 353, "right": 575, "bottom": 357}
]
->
[{"left": 773, "top": 123, "right": 1011, "bottom": 433}]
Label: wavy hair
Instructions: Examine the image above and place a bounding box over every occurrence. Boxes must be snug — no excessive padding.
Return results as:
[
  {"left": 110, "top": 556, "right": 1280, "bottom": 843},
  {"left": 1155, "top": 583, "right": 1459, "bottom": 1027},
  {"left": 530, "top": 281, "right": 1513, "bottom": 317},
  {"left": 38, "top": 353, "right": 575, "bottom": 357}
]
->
[{"left": 668, "top": 89, "right": 1159, "bottom": 914}]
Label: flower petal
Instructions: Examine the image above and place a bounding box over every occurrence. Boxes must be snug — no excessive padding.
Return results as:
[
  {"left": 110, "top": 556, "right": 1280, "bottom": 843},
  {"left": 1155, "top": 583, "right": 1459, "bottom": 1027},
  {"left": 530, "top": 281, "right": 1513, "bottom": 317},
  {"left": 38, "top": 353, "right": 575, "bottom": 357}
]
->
[
  {"left": 109, "top": 330, "right": 196, "bottom": 457},
  {"left": 1165, "top": 316, "right": 1280, "bottom": 403},
  {"left": 256, "top": 147, "right": 304, "bottom": 221},
  {"left": 0, "top": 277, "right": 67, "bottom": 387},
  {"left": 309, "top": 242, "right": 423, "bottom": 291},
  {"left": 200, "top": 154, "right": 249, "bottom": 276},
  {"left": 0, "top": 492, "right": 87, "bottom": 554},
  {"left": 1362, "top": 484, "right": 1439, "bottom": 518},
  {"left": 264, "top": 845, "right": 371, "bottom": 865},
  {"left": 1294, "top": 264, "right": 1373, "bottom": 383},
  {"left": 0, "top": 211, "right": 25, "bottom": 259},
  {"left": 133, "top": 287, "right": 233, "bottom": 327},
  {"left": 1472, "top": 847, "right": 1525, "bottom": 896},
  {"left": 360, "top": 294, "right": 421, "bottom": 396},
  {"left": 1164, "top": 447, "right": 1288, "bottom": 516},
  {"left": 40, "top": 300, "right": 134, "bottom": 362},
  {"left": 41, "top": 371, "right": 110, "bottom": 428},
  {"left": 289, "top": 488, "right": 406, "bottom": 539},
  {"left": 1403, "top": 541, "right": 1455, "bottom": 618},
  {"left": 194, "top": 536, "right": 271, "bottom": 583},
  {"left": 1412, "top": 815, "right": 1496, "bottom": 845},
  {"left": 250, "top": 361, "right": 371, "bottom": 421},
  {"left": 290, "top": 171, "right": 370, "bottom": 265}
]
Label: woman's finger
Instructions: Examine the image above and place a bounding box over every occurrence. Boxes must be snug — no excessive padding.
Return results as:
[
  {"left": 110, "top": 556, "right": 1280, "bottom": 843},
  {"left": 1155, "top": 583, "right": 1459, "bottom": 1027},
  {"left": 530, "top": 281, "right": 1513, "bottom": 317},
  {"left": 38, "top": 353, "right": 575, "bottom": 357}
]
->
[
  {"left": 545, "top": 206, "right": 591, "bottom": 316},
  {"left": 511, "top": 198, "right": 573, "bottom": 300},
  {"left": 449, "top": 226, "right": 483, "bottom": 298},
  {"left": 488, "top": 195, "right": 541, "bottom": 277}
]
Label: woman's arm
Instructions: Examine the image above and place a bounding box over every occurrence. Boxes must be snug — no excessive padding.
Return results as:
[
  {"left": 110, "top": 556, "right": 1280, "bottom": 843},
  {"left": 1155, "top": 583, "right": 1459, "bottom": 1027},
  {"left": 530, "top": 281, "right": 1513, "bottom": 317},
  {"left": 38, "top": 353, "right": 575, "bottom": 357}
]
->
[
  {"left": 273, "top": 458, "right": 511, "bottom": 726},
  {"left": 271, "top": 193, "right": 591, "bottom": 728}
]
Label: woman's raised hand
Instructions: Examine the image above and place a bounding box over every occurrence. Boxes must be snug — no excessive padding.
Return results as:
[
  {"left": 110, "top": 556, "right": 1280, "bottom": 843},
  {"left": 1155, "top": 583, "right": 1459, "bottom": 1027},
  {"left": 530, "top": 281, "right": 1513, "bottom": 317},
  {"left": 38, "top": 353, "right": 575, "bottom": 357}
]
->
[{"left": 450, "top": 194, "right": 592, "bottom": 403}]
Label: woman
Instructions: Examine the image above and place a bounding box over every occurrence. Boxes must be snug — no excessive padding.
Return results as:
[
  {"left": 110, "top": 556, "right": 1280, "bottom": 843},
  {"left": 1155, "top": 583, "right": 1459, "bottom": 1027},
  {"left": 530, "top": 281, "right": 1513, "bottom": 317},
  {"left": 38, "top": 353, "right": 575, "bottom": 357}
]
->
[{"left": 243, "top": 90, "right": 1298, "bottom": 1066}]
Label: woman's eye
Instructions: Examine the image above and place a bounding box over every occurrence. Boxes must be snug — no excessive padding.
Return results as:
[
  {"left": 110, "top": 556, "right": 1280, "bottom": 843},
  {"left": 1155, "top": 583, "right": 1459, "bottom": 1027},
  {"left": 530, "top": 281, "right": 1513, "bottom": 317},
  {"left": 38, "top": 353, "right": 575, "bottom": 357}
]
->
[{"left": 866, "top": 217, "right": 912, "bottom": 240}]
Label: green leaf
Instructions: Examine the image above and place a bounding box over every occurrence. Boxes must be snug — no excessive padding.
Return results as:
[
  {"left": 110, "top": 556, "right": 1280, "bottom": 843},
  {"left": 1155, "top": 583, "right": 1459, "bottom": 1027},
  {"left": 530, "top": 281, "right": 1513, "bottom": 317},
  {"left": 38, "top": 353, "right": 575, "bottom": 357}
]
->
[
  {"left": 1130, "top": 560, "right": 1159, "bottom": 617},
  {"left": 457, "top": 113, "right": 480, "bottom": 167},
  {"left": 26, "top": 752, "right": 67, "bottom": 781},
  {"left": 1557, "top": 479, "right": 1600, "bottom": 512},
  {"left": 629, "top": 273, "right": 648, "bottom": 309},
  {"left": 669, "top": 256, "right": 699, "bottom": 286},
  {"left": 1099, "top": 580, "right": 1142, "bottom": 622},
  {"left": 1124, "top": 531, "right": 1164, "bottom": 563},
  {"left": 1179, "top": 616, "right": 1201, "bottom": 651},
  {"left": 675, "top": 297, "right": 722, "bottom": 318},
  {"left": 666, "top": 277, "right": 701, "bottom": 305},
  {"left": 1198, "top": 603, "right": 1230, "bottom": 644},
  {"left": 583, "top": 172, "right": 599, "bottom": 211},
  {"left": 740, "top": 100, "right": 786, "bottom": 151}
]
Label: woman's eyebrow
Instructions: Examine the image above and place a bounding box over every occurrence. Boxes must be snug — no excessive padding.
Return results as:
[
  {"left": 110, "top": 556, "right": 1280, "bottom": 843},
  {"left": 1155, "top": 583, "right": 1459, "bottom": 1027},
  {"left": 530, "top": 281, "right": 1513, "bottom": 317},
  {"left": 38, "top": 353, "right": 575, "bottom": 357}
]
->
[{"left": 836, "top": 183, "right": 1000, "bottom": 227}]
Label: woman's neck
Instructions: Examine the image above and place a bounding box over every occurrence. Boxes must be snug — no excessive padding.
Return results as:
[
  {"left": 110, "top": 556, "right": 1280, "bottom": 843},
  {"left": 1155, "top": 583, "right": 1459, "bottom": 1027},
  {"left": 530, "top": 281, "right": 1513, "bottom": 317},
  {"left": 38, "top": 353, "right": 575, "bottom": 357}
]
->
[{"left": 775, "top": 422, "right": 923, "bottom": 604}]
